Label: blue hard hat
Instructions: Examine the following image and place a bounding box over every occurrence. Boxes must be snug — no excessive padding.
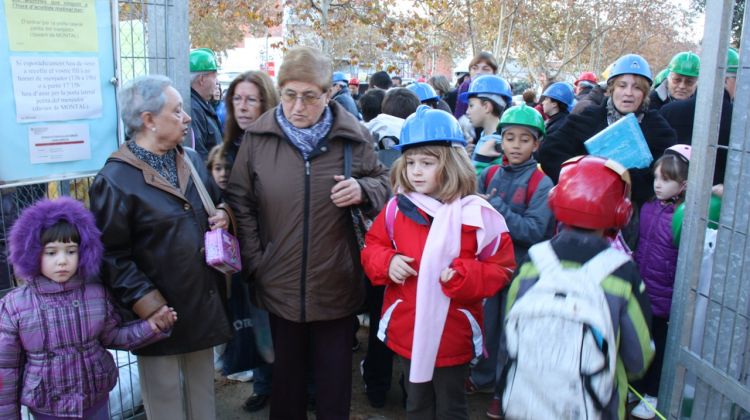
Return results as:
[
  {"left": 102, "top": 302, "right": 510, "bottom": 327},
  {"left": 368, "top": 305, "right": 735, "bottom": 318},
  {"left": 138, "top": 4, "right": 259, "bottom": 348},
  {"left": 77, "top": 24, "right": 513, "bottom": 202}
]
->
[
  {"left": 459, "top": 74, "right": 512, "bottom": 105},
  {"left": 332, "top": 72, "right": 347, "bottom": 84},
  {"left": 541, "top": 82, "right": 576, "bottom": 110},
  {"left": 407, "top": 82, "right": 440, "bottom": 103},
  {"left": 608, "top": 53, "right": 653, "bottom": 85},
  {"left": 395, "top": 105, "right": 466, "bottom": 151}
]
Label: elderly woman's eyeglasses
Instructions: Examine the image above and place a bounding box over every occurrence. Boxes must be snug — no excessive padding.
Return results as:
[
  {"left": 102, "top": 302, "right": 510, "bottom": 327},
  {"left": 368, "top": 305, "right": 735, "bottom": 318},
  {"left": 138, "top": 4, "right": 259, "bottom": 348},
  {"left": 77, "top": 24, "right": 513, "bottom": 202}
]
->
[
  {"left": 232, "top": 96, "right": 262, "bottom": 107},
  {"left": 280, "top": 89, "right": 326, "bottom": 105}
]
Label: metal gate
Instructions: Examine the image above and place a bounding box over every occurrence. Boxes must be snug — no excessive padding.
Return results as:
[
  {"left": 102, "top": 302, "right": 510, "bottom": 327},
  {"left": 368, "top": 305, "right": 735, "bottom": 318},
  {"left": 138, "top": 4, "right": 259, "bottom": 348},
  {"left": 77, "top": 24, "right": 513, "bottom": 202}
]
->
[{"left": 660, "top": 0, "right": 750, "bottom": 418}]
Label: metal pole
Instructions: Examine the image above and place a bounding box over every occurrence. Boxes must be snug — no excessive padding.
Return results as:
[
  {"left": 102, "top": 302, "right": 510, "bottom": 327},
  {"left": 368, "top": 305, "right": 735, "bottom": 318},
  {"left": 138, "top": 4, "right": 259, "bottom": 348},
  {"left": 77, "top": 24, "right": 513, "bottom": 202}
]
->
[
  {"left": 170, "top": 0, "right": 191, "bottom": 115},
  {"left": 659, "top": 0, "right": 734, "bottom": 416}
]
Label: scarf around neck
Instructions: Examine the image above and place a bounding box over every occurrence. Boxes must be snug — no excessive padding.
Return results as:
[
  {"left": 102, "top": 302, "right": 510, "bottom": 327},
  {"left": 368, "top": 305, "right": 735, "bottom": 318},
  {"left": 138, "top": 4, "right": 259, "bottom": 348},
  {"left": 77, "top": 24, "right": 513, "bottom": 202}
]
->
[
  {"left": 606, "top": 97, "right": 645, "bottom": 126},
  {"left": 404, "top": 191, "right": 508, "bottom": 383},
  {"left": 275, "top": 106, "right": 334, "bottom": 159}
]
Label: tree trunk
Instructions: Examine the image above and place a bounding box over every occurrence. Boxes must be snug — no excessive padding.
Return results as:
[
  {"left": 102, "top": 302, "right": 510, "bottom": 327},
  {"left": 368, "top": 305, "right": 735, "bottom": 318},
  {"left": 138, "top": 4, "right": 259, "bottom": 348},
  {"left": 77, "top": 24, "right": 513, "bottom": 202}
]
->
[{"left": 465, "top": 0, "right": 476, "bottom": 56}]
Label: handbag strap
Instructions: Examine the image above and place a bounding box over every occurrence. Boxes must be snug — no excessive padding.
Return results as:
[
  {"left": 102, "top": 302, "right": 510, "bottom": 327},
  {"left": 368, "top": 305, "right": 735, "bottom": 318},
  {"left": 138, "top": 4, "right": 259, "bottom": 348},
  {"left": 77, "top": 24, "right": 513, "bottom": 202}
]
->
[{"left": 182, "top": 153, "right": 217, "bottom": 217}]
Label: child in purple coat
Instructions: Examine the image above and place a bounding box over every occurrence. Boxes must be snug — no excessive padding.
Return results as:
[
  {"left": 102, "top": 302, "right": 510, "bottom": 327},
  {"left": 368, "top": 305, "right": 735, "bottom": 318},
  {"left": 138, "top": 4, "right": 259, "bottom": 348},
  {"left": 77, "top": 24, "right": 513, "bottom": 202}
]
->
[
  {"left": 0, "top": 198, "right": 176, "bottom": 419},
  {"left": 632, "top": 145, "right": 690, "bottom": 419}
]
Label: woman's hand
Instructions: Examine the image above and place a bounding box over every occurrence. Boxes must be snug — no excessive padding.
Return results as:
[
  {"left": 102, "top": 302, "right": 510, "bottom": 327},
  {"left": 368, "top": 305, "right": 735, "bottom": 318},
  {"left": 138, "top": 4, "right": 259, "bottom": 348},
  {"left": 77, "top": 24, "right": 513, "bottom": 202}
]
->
[
  {"left": 147, "top": 305, "right": 178, "bottom": 333},
  {"left": 209, "top": 209, "right": 229, "bottom": 230},
  {"left": 331, "top": 175, "right": 363, "bottom": 207},
  {"left": 388, "top": 254, "right": 417, "bottom": 284}
]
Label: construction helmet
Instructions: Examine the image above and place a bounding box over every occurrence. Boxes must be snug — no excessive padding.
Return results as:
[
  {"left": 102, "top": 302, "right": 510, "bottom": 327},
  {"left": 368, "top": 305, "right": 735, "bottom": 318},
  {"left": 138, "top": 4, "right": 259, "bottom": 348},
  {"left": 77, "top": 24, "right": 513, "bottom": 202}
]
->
[
  {"left": 574, "top": 71, "right": 598, "bottom": 86},
  {"left": 498, "top": 104, "right": 546, "bottom": 137},
  {"left": 668, "top": 52, "right": 700, "bottom": 78},
  {"left": 654, "top": 68, "right": 670, "bottom": 87},
  {"left": 395, "top": 105, "right": 466, "bottom": 151},
  {"left": 608, "top": 54, "right": 653, "bottom": 86},
  {"left": 541, "top": 82, "right": 576, "bottom": 111},
  {"left": 407, "top": 82, "right": 440, "bottom": 103},
  {"left": 332, "top": 72, "right": 348, "bottom": 85},
  {"left": 601, "top": 63, "right": 615, "bottom": 82},
  {"left": 727, "top": 48, "right": 739, "bottom": 74},
  {"left": 664, "top": 144, "right": 692, "bottom": 163},
  {"left": 459, "top": 74, "right": 512, "bottom": 105},
  {"left": 189, "top": 48, "right": 218, "bottom": 72},
  {"left": 549, "top": 156, "right": 633, "bottom": 230},
  {"left": 349, "top": 78, "right": 360, "bottom": 86},
  {"left": 672, "top": 194, "right": 722, "bottom": 246}
]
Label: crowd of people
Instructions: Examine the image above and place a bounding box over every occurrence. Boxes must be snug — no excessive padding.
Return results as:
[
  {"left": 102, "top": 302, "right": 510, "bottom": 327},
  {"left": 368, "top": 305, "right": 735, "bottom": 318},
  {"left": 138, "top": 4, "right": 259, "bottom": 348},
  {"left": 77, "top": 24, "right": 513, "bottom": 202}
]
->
[{"left": 0, "top": 43, "right": 738, "bottom": 420}]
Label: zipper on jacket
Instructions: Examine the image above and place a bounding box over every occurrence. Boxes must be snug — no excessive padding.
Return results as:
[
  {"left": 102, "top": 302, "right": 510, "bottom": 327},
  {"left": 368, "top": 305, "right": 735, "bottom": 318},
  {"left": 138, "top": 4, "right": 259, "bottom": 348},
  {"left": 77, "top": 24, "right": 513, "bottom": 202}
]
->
[{"left": 300, "top": 159, "right": 311, "bottom": 322}]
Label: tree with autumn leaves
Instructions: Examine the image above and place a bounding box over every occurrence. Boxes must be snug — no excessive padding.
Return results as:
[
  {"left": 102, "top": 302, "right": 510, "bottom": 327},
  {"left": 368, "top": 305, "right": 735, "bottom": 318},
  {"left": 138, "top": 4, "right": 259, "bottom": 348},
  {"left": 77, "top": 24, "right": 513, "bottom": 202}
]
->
[{"left": 186, "top": 0, "right": 699, "bottom": 80}]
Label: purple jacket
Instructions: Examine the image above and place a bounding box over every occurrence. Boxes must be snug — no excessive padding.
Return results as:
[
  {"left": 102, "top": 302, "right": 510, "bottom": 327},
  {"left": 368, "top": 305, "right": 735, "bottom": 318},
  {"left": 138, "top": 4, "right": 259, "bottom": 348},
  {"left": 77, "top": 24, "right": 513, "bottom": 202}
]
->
[
  {"left": 634, "top": 200, "right": 678, "bottom": 318},
  {"left": 0, "top": 276, "right": 167, "bottom": 419},
  {"left": 453, "top": 78, "right": 471, "bottom": 118}
]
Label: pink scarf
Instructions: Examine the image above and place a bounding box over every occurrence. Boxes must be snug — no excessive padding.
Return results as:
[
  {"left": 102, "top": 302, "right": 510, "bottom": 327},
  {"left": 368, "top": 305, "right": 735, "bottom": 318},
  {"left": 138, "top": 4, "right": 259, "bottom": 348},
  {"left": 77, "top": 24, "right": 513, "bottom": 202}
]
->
[{"left": 405, "top": 192, "right": 508, "bottom": 383}]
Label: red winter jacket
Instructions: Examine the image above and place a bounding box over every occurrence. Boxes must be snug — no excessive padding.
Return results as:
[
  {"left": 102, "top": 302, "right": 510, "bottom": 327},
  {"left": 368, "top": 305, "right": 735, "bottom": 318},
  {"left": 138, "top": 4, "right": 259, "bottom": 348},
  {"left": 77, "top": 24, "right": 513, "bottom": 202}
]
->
[{"left": 361, "top": 196, "right": 516, "bottom": 367}]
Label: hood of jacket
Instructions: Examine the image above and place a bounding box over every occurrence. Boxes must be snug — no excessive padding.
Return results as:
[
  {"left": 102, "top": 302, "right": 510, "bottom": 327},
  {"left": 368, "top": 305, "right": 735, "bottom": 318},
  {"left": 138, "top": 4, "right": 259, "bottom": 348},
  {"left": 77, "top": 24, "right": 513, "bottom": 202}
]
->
[
  {"left": 365, "top": 113, "right": 405, "bottom": 140},
  {"left": 8, "top": 197, "right": 103, "bottom": 282}
]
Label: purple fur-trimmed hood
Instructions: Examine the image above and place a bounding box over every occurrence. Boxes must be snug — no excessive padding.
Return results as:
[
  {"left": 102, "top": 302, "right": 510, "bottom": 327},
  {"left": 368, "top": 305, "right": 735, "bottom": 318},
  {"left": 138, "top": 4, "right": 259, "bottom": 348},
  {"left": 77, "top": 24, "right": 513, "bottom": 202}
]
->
[{"left": 8, "top": 197, "right": 103, "bottom": 282}]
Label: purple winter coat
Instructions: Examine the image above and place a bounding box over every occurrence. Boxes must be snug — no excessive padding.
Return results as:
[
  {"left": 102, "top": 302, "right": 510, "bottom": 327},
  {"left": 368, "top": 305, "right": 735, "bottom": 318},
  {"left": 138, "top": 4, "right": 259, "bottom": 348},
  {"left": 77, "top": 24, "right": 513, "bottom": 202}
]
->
[
  {"left": 634, "top": 200, "right": 679, "bottom": 318},
  {"left": 0, "top": 275, "right": 168, "bottom": 419}
]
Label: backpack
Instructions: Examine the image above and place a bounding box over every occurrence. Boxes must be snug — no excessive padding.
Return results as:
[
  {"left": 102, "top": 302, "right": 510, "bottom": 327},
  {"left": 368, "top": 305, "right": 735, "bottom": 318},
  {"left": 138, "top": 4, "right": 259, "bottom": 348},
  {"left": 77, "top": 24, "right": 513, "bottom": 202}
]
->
[
  {"left": 375, "top": 134, "right": 401, "bottom": 168},
  {"left": 502, "top": 240, "right": 629, "bottom": 419},
  {"left": 484, "top": 164, "right": 545, "bottom": 206}
]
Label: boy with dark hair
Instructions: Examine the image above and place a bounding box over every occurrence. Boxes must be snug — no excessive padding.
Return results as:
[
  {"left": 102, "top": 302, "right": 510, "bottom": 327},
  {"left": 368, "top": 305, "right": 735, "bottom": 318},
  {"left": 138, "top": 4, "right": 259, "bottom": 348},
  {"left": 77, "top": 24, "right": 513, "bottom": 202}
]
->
[
  {"left": 359, "top": 88, "right": 387, "bottom": 123},
  {"left": 369, "top": 71, "right": 393, "bottom": 90},
  {"left": 460, "top": 74, "right": 512, "bottom": 171}
]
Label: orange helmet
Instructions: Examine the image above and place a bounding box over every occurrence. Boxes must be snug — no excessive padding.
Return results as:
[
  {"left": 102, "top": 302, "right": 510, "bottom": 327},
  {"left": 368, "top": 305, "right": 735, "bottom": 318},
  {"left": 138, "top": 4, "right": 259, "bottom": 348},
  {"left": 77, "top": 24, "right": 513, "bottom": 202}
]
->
[{"left": 549, "top": 156, "right": 633, "bottom": 230}]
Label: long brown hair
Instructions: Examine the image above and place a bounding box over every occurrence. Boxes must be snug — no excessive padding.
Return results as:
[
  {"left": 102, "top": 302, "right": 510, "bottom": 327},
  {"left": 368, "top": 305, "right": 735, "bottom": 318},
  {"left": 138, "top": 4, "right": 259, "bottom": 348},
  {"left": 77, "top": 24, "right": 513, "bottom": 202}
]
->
[
  {"left": 222, "top": 71, "right": 279, "bottom": 150},
  {"left": 390, "top": 145, "right": 477, "bottom": 203}
]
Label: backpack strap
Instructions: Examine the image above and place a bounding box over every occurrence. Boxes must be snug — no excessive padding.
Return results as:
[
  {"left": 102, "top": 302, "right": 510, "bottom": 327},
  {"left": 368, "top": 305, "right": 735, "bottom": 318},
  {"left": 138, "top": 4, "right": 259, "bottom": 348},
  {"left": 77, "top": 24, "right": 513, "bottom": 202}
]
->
[
  {"left": 580, "top": 247, "right": 631, "bottom": 285},
  {"left": 524, "top": 169, "right": 545, "bottom": 206},
  {"left": 483, "top": 165, "right": 501, "bottom": 191},
  {"left": 384, "top": 196, "right": 399, "bottom": 246},
  {"left": 527, "top": 240, "right": 562, "bottom": 278}
]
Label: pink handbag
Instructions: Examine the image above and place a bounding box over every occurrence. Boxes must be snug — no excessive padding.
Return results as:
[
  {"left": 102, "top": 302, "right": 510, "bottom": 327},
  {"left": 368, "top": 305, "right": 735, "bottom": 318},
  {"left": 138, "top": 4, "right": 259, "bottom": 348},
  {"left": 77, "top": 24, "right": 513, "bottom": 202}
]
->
[{"left": 183, "top": 155, "right": 242, "bottom": 275}]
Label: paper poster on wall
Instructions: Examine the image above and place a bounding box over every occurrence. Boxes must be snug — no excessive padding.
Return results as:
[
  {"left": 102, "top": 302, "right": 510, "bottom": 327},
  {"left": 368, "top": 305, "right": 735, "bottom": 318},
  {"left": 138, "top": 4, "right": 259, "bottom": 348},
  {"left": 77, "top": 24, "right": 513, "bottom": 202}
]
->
[
  {"left": 28, "top": 124, "right": 91, "bottom": 164},
  {"left": 5, "top": 0, "right": 97, "bottom": 52},
  {"left": 11, "top": 56, "right": 103, "bottom": 123}
]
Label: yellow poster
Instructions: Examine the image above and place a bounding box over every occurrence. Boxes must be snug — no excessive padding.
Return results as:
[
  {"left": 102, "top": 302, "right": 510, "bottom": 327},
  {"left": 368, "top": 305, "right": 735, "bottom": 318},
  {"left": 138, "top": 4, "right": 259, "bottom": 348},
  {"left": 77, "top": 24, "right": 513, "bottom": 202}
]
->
[{"left": 5, "top": 0, "right": 98, "bottom": 52}]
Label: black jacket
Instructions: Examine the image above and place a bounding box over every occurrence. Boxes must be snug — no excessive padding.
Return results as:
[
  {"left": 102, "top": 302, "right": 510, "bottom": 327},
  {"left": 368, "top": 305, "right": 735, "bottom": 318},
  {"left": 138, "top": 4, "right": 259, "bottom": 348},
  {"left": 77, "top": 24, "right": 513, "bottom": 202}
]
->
[
  {"left": 539, "top": 102, "right": 677, "bottom": 206},
  {"left": 571, "top": 85, "right": 605, "bottom": 115},
  {"left": 89, "top": 144, "right": 232, "bottom": 356},
  {"left": 190, "top": 88, "right": 224, "bottom": 161},
  {"left": 544, "top": 111, "right": 569, "bottom": 137},
  {"left": 659, "top": 89, "right": 733, "bottom": 184}
]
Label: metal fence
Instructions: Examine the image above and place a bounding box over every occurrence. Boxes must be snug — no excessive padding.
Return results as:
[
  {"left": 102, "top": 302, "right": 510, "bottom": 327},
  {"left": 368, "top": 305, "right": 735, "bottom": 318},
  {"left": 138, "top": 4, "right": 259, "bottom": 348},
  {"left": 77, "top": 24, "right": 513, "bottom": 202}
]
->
[
  {"left": 660, "top": 0, "right": 750, "bottom": 418},
  {"left": 0, "top": 1, "right": 188, "bottom": 418}
]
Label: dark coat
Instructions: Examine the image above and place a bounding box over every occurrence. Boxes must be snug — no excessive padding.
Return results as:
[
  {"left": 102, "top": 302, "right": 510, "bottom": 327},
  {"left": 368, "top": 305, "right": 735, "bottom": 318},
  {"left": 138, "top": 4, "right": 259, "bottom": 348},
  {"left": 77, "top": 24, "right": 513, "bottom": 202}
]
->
[
  {"left": 538, "top": 102, "right": 677, "bottom": 206},
  {"left": 659, "top": 89, "right": 733, "bottom": 184},
  {"left": 544, "top": 111, "right": 569, "bottom": 137},
  {"left": 89, "top": 144, "right": 232, "bottom": 356},
  {"left": 332, "top": 89, "right": 362, "bottom": 120},
  {"left": 571, "top": 85, "right": 605, "bottom": 115},
  {"left": 223, "top": 102, "right": 390, "bottom": 322},
  {"left": 190, "top": 88, "right": 224, "bottom": 161}
]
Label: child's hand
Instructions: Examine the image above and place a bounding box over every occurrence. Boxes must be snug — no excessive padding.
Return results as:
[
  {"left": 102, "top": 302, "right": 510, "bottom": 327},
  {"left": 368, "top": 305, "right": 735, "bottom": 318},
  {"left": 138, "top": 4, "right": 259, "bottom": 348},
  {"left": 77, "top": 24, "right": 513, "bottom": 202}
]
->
[
  {"left": 440, "top": 267, "right": 456, "bottom": 283},
  {"left": 388, "top": 254, "right": 417, "bottom": 284},
  {"left": 477, "top": 138, "right": 502, "bottom": 158},
  {"left": 147, "top": 305, "right": 177, "bottom": 333},
  {"left": 479, "top": 188, "right": 497, "bottom": 201},
  {"left": 712, "top": 184, "right": 724, "bottom": 197}
]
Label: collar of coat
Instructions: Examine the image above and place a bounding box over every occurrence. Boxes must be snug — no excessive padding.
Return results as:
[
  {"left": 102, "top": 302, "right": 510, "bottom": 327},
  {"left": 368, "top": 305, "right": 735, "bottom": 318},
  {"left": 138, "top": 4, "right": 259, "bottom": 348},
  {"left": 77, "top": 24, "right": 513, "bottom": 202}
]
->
[
  {"left": 29, "top": 274, "right": 84, "bottom": 295},
  {"left": 109, "top": 142, "right": 191, "bottom": 201},
  {"left": 246, "top": 100, "right": 369, "bottom": 145}
]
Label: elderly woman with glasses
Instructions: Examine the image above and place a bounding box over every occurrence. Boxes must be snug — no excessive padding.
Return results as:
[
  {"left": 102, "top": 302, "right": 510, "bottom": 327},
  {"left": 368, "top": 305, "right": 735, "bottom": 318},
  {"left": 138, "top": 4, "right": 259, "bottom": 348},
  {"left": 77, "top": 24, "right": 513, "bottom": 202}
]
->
[
  {"left": 89, "top": 75, "right": 231, "bottom": 419},
  {"left": 224, "top": 47, "right": 389, "bottom": 418}
]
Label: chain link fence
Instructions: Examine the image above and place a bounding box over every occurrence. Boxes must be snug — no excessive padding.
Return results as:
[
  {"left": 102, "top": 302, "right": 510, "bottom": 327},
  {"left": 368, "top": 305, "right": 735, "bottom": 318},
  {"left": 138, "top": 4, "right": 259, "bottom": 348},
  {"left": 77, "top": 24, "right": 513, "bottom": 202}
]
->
[{"left": 0, "top": 1, "right": 188, "bottom": 418}]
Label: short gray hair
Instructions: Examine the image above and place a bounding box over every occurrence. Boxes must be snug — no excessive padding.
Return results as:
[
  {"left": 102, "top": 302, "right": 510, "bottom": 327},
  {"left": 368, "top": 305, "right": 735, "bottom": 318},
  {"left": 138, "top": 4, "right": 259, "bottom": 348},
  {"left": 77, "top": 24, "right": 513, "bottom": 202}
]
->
[{"left": 119, "top": 75, "right": 172, "bottom": 137}]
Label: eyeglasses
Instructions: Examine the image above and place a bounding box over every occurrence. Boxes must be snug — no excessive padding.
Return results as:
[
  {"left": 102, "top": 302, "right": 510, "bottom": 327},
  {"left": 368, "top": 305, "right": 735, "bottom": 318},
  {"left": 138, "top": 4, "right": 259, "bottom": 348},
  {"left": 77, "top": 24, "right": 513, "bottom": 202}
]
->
[
  {"left": 232, "top": 96, "right": 262, "bottom": 107},
  {"left": 280, "top": 89, "right": 326, "bottom": 105}
]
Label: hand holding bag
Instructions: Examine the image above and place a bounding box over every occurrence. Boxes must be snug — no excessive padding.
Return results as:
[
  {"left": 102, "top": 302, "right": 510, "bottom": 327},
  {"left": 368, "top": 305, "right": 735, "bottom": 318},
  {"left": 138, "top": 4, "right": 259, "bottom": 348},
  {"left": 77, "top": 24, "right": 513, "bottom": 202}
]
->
[
  {"left": 344, "top": 142, "right": 373, "bottom": 249},
  {"left": 183, "top": 155, "right": 242, "bottom": 275}
]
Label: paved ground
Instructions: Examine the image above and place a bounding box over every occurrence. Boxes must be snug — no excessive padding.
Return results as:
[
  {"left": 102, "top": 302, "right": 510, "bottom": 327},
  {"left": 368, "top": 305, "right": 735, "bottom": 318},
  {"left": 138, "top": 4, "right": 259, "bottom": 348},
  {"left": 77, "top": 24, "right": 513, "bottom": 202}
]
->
[{"left": 215, "top": 327, "right": 496, "bottom": 419}]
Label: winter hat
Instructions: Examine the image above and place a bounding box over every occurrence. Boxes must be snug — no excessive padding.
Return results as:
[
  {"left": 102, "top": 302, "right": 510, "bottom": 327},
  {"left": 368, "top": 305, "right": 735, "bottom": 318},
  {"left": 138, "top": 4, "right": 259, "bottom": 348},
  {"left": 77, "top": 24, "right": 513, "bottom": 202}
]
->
[
  {"left": 8, "top": 197, "right": 103, "bottom": 281},
  {"left": 500, "top": 124, "right": 540, "bottom": 140}
]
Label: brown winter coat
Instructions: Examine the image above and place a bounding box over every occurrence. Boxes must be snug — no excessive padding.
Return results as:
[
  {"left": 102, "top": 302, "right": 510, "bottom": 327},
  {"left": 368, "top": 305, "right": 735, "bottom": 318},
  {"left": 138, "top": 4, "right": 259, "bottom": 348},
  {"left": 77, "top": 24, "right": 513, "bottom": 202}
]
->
[{"left": 224, "top": 102, "right": 390, "bottom": 322}]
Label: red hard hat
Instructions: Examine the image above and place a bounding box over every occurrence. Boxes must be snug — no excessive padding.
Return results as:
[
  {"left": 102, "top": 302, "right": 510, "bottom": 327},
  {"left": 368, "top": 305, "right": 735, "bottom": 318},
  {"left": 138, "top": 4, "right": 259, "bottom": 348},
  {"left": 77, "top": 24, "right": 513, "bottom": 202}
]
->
[
  {"left": 417, "top": 77, "right": 427, "bottom": 82},
  {"left": 549, "top": 156, "right": 633, "bottom": 230},
  {"left": 574, "top": 71, "right": 598, "bottom": 86},
  {"left": 349, "top": 78, "right": 360, "bottom": 86}
]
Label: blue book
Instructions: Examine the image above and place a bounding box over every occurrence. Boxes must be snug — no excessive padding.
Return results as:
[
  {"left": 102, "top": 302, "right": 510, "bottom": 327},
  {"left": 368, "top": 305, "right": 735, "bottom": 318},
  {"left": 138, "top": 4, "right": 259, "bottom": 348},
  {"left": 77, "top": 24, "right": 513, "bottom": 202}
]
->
[{"left": 584, "top": 113, "right": 653, "bottom": 169}]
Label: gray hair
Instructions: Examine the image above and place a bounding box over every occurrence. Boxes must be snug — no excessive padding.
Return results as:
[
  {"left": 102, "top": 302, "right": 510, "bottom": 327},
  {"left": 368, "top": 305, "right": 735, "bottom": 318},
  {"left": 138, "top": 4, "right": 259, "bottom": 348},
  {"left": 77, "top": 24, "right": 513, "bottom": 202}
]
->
[
  {"left": 190, "top": 72, "right": 210, "bottom": 85},
  {"left": 429, "top": 75, "right": 452, "bottom": 96},
  {"left": 119, "top": 75, "right": 172, "bottom": 137}
]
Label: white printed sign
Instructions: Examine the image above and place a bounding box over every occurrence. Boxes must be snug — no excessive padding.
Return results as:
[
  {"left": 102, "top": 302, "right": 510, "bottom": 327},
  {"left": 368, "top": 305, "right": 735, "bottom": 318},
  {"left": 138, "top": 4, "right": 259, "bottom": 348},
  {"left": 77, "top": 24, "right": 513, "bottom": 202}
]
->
[
  {"left": 28, "top": 124, "right": 91, "bottom": 164},
  {"left": 11, "top": 56, "right": 103, "bottom": 122}
]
